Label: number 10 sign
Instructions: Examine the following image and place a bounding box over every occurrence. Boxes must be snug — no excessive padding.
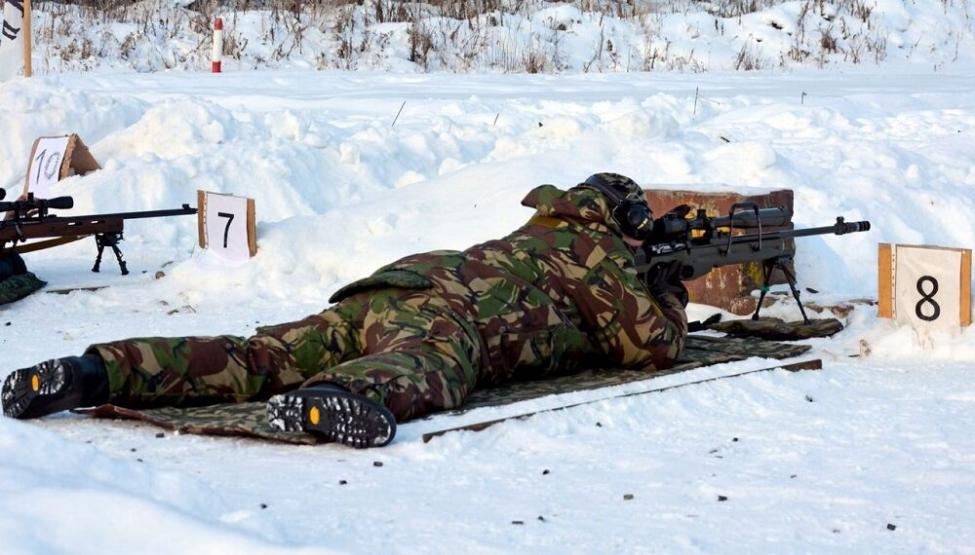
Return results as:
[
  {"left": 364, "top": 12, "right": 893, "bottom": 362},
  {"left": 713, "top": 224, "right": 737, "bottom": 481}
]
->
[
  {"left": 24, "top": 134, "right": 101, "bottom": 197},
  {"left": 879, "top": 243, "right": 972, "bottom": 331},
  {"left": 197, "top": 190, "right": 257, "bottom": 262}
]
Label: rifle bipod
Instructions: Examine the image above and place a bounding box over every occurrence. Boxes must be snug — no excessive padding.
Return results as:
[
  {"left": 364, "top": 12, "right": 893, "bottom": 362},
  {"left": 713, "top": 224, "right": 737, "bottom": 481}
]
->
[
  {"left": 751, "top": 256, "right": 809, "bottom": 323},
  {"left": 92, "top": 232, "right": 129, "bottom": 275}
]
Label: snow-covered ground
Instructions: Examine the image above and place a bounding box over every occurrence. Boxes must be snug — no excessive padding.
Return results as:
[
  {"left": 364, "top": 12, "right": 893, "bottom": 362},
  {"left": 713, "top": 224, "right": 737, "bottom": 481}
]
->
[
  {"left": 1, "top": 67, "right": 974, "bottom": 553},
  {"left": 26, "top": 0, "right": 975, "bottom": 74}
]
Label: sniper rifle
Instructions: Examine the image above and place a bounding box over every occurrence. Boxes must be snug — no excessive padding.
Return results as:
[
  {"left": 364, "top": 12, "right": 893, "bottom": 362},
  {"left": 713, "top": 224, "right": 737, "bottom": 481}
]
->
[
  {"left": 634, "top": 202, "right": 870, "bottom": 322},
  {"left": 0, "top": 189, "right": 197, "bottom": 275}
]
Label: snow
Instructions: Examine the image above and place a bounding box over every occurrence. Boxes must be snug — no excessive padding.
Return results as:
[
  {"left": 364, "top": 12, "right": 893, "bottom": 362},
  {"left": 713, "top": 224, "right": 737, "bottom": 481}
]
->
[
  {"left": 0, "top": 420, "right": 329, "bottom": 555},
  {"left": 1, "top": 64, "right": 974, "bottom": 554},
  {"left": 23, "top": 0, "right": 975, "bottom": 74}
]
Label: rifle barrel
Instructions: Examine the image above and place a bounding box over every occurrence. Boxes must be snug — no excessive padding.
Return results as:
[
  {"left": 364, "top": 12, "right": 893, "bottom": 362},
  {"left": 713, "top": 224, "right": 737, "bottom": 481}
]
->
[
  {"left": 3, "top": 205, "right": 197, "bottom": 226},
  {"left": 726, "top": 219, "right": 870, "bottom": 245},
  {"left": 51, "top": 205, "right": 197, "bottom": 222}
]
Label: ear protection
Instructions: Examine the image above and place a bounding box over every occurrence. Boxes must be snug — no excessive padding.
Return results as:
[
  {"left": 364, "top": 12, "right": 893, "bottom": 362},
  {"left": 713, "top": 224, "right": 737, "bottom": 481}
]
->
[{"left": 582, "top": 173, "right": 654, "bottom": 241}]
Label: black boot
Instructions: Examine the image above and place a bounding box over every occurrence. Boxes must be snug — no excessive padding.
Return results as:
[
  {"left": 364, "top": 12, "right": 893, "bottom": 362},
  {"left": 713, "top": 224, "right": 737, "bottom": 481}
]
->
[
  {"left": 2, "top": 355, "right": 109, "bottom": 419},
  {"left": 266, "top": 384, "right": 396, "bottom": 448}
]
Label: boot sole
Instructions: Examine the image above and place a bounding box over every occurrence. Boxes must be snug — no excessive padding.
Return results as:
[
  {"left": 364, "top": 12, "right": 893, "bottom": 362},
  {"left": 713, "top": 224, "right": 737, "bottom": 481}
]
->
[
  {"left": 266, "top": 389, "right": 396, "bottom": 448},
  {"left": 2, "top": 360, "right": 69, "bottom": 419}
]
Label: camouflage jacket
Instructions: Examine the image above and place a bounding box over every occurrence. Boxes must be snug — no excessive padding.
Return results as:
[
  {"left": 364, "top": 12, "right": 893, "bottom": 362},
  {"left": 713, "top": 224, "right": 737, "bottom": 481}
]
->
[
  {"left": 0, "top": 253, "right": 44, "bottom": 306},
  {"left": 331, "top": 185, "right": 687, "bottom": 385}
]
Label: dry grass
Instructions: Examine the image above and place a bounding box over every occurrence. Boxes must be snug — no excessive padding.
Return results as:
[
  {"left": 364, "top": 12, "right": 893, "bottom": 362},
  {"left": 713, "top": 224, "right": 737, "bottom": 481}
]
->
[{"left": 31, "top": 0, "right": 971, "bottom": 73}]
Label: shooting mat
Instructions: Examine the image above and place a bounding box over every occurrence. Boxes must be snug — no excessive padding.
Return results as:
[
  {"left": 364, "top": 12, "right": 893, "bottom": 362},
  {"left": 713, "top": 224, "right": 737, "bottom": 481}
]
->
[{"left": 76, "top": 332, "right": 824, "bottom": 444}]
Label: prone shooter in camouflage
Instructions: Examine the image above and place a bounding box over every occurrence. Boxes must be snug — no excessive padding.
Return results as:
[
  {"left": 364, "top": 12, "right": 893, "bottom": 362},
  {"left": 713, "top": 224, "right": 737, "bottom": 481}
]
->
[{"left": 1, "top": 173, "right": 688, "bottom": 448}]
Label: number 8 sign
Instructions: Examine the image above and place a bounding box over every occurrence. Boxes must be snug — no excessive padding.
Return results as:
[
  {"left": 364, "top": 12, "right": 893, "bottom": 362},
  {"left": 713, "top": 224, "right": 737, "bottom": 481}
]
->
[
  {"left": 198, "top": 190, "right": 257, "bottom": 262},
  {"left": 879, "top": 244, "right": 972, "bottom": 331}
]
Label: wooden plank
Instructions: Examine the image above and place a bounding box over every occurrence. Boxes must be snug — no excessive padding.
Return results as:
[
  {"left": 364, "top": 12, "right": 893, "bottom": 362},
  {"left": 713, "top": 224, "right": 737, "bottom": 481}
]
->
[
  {"left": 5, "top": 235, "right": 86, "bottom": 254},
  {"left": 246, "top": 197, "right": 257, "bottom": 257},
  {"left": 197, "top": 190, "right": 207, "bottom": 249},
  {"left": 23, "top": 0, "right": 32, "bottom": 78},
  {"left": 962, "top": 249, "right": 972, "bottom": 327},
  {"left": 877, "top": 243, "right": 893, "bottom": 319}
]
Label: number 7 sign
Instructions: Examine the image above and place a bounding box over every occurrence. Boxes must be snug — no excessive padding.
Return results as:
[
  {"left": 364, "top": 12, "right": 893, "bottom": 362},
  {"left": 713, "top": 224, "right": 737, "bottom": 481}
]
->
[
  {"left": 197, "top": 190, "right": 257, "bottom": 261},
  {"left": 879, "top": 243, "right": 972, "bottom": 331}
]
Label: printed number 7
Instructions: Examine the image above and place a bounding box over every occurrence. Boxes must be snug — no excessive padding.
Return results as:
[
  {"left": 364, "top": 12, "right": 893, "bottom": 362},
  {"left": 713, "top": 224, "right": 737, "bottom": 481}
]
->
[{"left": 217, "top": 212, "right": 235, "bottom": 248}]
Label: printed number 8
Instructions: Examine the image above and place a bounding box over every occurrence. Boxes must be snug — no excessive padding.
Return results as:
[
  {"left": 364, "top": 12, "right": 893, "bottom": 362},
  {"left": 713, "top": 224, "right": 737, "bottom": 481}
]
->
[{"left": 914, "top": 275, "right": 940, "bottom": 322}]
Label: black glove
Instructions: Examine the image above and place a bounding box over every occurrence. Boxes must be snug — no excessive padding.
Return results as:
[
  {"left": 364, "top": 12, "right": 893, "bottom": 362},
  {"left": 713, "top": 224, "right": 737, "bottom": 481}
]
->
[{"left": 644, "top": 261, "right": 689, "bottom": 307}]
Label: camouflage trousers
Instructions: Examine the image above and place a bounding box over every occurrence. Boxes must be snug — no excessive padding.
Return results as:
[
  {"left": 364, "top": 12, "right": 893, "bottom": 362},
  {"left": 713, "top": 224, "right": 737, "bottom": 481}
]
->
[{"left": 85, "top": 289, "right": 482, "bottom": 421}]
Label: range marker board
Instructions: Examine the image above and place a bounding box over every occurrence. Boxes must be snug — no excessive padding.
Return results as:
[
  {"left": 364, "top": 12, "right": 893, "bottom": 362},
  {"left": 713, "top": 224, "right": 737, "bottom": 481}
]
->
[
  {"left": 24, "top": 134, "right": 100, "bottom": 197},
  {"left": 197, "top": 190, "right": 257, "bottom": 262},
  {"left": 878, "top": 243, "right": 972, "bottom": 331}
]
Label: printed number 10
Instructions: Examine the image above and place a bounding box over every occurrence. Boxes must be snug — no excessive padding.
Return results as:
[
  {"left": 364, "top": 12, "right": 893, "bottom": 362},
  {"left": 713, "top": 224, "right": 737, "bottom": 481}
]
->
[{"left": 34, "top": 148, "right": 62, "bottom": 184}]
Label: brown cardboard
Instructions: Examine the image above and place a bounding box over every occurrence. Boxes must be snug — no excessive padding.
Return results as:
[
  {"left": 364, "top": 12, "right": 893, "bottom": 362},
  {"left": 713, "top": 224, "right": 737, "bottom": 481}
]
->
[{"left": 63, "top": 134, "right": 101, "bottom": 177}]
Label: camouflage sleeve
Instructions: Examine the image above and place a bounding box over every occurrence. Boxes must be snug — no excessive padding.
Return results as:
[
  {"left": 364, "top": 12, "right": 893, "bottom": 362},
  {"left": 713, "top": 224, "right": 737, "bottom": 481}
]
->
[{"left": 574, "top": 257, "right": 688, "bottom": 371}]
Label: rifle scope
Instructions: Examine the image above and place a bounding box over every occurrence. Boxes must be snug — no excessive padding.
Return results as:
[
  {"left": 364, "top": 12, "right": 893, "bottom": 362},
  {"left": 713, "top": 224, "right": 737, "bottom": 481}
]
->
[
  {"left": 653, "top": 206, "right": 792, "bottom": 236},
  {"left": 0, "top": 195, "right": 74, "bottom": 214}
]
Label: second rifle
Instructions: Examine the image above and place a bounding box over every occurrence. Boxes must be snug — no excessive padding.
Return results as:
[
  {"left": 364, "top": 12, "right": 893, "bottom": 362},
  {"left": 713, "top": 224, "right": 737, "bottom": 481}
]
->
[{"left": 0, "top": 192, "right": 197, "bottom": 275}]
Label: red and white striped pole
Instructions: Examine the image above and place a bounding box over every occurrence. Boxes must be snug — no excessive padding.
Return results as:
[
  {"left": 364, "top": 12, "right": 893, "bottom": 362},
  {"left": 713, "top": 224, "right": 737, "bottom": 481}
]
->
[{"left": 211, "top": 18, "right": 223, "bottom": 73}]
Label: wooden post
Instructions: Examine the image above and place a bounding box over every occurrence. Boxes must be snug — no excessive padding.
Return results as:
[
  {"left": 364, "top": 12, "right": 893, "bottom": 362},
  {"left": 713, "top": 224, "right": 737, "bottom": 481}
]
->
[
  {"left": 22, "top": 0, "right": 31, "bottom": 77},
  {"left": 197, "top": 190, "right": 207, "bottom": 248},
  {"left": 877, "top": 243, "right": 893, "bottom": 318},
  {"left": 246, "top": 197, "right": 257, "bottom": 257},
  {"left": 962, "top": 249, "right": 972, "bottom": 327},
  {"left": 211, "top": 18, "right": 223, "bottom": 73}
]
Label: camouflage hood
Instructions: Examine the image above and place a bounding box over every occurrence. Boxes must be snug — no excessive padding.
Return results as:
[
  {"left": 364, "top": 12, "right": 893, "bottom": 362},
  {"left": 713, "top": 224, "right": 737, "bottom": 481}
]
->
[{"left": 521, "top": 184, "right": 626, "bottom": 238}]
